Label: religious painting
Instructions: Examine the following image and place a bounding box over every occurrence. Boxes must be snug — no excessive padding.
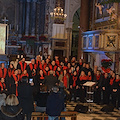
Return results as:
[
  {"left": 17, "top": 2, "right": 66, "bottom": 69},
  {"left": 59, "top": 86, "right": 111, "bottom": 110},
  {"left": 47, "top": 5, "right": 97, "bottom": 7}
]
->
[
  {"left": 105, "top": 34, "right": 118, "bottom": 50},
  {"left": 82, "top": 36, "right": 87, "bottom": 49},
  {"left": 96, "top": 0, "right": 113, "bottom": 20},
  {"left": 94, "top": 35, "right": 99, "bottom": 49},
  {"left": 88, "top": 35, "right": 93, "bottom": 49}
]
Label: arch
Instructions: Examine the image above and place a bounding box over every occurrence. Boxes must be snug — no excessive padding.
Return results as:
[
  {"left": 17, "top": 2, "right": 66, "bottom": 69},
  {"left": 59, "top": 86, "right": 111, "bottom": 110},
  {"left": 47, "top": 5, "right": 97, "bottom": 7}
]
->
[{"left": 70, "top": 4, "right": 80, "bottom": 22}]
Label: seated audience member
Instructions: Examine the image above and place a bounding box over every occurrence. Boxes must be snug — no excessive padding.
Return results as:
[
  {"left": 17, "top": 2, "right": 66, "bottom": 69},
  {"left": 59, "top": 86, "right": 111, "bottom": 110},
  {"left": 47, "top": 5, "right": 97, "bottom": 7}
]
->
[
  {"left": 0, "top": 94, "right": 24, "bottom": 120},
  {"left": 18, "top": 76, "right": 34, "bottom": 120},
  {"left": 35, "top": 85, "right": 49, "bottom": 112},
  {"left": 0, "top": 93, "right": 6, "bottom": 110},
  {"left": 0, "top": 78, "right": 7, "bottom": 94},
  {"left": 46, "top": 86, "right": 65, "bottom": 120}
]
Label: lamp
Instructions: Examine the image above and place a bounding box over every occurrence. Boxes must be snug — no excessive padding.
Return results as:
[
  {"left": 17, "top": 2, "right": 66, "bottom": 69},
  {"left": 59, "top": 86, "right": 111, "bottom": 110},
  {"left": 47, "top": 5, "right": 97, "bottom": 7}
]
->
[{"left": 50, "top": 0, "right": 67, "bottom": 23}]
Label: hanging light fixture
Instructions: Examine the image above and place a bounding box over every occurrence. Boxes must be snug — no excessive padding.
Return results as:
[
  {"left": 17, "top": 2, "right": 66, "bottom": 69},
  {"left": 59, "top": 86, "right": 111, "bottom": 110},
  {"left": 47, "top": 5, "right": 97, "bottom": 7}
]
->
[{"left": 50, "top": 0, "right": 67, "bottom": 23}]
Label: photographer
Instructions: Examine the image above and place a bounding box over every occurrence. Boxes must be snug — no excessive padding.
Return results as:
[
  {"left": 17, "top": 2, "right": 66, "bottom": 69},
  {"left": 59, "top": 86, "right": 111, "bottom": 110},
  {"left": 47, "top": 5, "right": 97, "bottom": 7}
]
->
[{"left": 18, "top": 76, "right": 34, "bottom": 120}]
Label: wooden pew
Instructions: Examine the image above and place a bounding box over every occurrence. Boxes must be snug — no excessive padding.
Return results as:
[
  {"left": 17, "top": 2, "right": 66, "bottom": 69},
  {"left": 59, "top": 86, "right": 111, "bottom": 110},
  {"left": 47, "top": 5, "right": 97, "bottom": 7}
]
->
[{"left": 31, "top": 111, "right": 78, "bottom": 120}]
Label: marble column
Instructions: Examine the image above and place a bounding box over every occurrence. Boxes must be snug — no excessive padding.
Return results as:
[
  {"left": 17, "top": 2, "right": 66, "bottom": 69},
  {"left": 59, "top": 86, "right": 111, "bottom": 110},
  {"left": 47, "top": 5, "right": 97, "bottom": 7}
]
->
[
  {"left": 77, "top": 0, "right": 89, "bottom": 60},
  {"left": 31, "top": 0, "right": 37, "bottom": 36},
  {"left": 25, "top": 0, "right": 31, "bottom": 36},
  {"left": 19, "top": 0, "right": 23, "bottom": 37}
]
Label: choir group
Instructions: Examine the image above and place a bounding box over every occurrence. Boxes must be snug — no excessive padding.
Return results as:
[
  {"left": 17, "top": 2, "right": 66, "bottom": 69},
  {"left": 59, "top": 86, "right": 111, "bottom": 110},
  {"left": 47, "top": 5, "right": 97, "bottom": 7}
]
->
[{"left": 0, "top": 55, "right": 120, "bottom": 109}]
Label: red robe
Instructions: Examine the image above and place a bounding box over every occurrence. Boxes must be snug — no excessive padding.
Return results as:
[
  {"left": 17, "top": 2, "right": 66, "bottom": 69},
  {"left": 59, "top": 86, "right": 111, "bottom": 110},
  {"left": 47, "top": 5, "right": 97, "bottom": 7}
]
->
[
  {"left": 72, "top": 76, "right": 77, "bottom": 87},
  {"left": 43, "top": 70, "right": 50, "bottom": 76},
  {"left": 110, "top": 77, "right": 115, "bottom": 86},
  {"left": 29, "top": 63, "right": 37, "bottom": 76},
  {"left": 12, "top": 74, "right": 20, "bottom": 96},
  {"left": 8, "top": 68, "right": 14, "bottom": 78},
  {"left": 0, "top": 82, "right": 6, "bottom": 92},
  {"left": 19, "top": 61, "right": 27, "bottom": 72},
  {"left": 88, "top": 75, "right": 92, "bottom": 81},
  {"left": 0, "top": 68, "right": 7, "bottom": 78}
]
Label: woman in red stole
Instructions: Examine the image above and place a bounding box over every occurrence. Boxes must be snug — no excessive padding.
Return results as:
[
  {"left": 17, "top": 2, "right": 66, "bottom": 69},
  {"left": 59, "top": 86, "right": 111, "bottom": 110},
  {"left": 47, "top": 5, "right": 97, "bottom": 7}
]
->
[
  {"left": 69, "top": 71, "right": 78, "bottom": 102},
  {"left": 93, "top": 70, "right": 103, "bottom": 104},
  {"left": 58, "top": 70, "right": 69, "bottom": 89},
  {"left": 11, "top": 69, "right": 20, "bottom": 96},
  {"left": 6, "top": 63, "right": 15, "bottom": 92},
  {"left": 77, "top": 71, "right": 88, "bottom": 102},
  {"left": 0, "top": 78, "right": 7, "bottom": 94}
]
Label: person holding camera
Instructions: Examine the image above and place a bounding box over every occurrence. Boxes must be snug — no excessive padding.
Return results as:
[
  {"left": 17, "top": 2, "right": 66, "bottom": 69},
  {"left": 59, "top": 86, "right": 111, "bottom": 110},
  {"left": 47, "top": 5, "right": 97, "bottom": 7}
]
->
[{"left": 18, "top": 76, "right": 34, "bottom": 120}]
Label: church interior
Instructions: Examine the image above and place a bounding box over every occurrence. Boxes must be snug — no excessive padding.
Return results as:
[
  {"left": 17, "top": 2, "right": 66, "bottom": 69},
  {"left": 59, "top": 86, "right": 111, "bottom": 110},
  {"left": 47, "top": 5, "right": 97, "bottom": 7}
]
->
[{"left": 1, "top": 0, "right": 120, "bottom": 120}]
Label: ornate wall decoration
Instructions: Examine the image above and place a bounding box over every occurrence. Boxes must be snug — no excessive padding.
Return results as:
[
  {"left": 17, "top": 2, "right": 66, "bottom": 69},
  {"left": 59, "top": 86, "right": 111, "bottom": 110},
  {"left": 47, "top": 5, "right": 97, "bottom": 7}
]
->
[
  {"left": 105, "top": 34, "right": 118, "bottom": 50},
  {"left": 88, "top": 35, "right": 93, "bottom": 49}
]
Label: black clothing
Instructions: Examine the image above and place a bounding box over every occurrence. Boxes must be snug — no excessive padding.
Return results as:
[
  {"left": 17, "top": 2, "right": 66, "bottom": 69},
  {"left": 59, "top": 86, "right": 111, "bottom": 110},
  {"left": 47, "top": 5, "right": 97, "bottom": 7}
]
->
[
  {"left": 46, "top": 92, "right": 65, "bottom": 116},
  {"left": 44, "top": 74, "right": 59, "bottom": 90},
  {"left": 36, "top": 92, "right": 49, "bottom": 107},
  {"left": 18, "top": 82, "right": 34, "bottom": 114},
  {"left": 101, "top": 76, "right": 110, "bottom": 104},
  {"left": 0, "top": 105, "right": 23, "bottom": 120}
]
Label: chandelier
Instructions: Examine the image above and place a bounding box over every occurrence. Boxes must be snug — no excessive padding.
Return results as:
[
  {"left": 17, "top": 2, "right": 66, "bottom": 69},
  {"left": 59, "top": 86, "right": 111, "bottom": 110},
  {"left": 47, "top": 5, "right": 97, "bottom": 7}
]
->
[{"left": 50, "top": 1, "right": 67, "bottom": 23}]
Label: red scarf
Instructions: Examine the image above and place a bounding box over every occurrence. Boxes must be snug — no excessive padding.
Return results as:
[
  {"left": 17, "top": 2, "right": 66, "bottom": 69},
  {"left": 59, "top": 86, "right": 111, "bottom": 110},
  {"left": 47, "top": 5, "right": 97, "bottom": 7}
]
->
[
  {"left": 79, "top": 76, "right": 87, "bottom": 81},
  {"left": 43, "top": 70, "right": 50, "bottom": 76},
  {"left": 0, "top": 68, "right": 7, "bottom": 78},
  {"left": 40, "top": 75, "right": 44, "bottom": 80},
  {"left": 110, "top": 77, "right": 115, "bottom": 85},
  {"left": 0, "top": 82, "right": 6, "bottom": 91},
  {"left": 19, "top": 62, "right": 27, "bottom": 72},
  {"left": 36, "top": 60, "right": 41, "bottom": 68},
  {"left": 39, "top": 64, "right": 44, "bottom": 70},
  {"left": 96, "top": 75, "right": 100, "bottom": 80},
  {"left": 50, "top": 65, "right": 57, "bottom": 71},
  {"left": 62, "top": 75, "right": 68, "bottom": 88},
  {"left": 8, "top": 68, "right": 14, "bottom": 77},
  {"left": 12, "top": 74, "right": 20, "bottom": 96},
  {"left": 29, "top": 63, "right": 37, "bottom": 71},
  {"left": 115, "top": 79, "right": 120, "bottom": 82},
  {"left": 88, "top": 75, "right": 92, "bottom": 81},
  {"left": 55, "top": 60, "right": 60, "bottom": 66},
  {"left": 79, "top": 62, "right": 82, "bottom": 65},
  {"left": 72, "top": 76, "right": 77, "bottom": 87}
]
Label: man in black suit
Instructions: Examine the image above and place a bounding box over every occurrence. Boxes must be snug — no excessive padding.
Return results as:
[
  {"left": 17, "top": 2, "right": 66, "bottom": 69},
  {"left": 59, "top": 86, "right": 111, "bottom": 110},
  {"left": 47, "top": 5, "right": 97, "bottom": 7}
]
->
[{"left": 18, "top": 76, "right": 34, "bottom": 120}]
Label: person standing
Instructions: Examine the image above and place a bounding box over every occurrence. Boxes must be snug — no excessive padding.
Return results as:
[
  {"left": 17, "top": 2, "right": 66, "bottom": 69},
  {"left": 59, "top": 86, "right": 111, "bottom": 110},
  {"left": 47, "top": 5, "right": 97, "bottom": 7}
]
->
[
  {"left": 46, "top": 86, "right": 65, "bottom": 120},
  {"left": 18, "top": 76, "right": 34, "bottom": 120}
]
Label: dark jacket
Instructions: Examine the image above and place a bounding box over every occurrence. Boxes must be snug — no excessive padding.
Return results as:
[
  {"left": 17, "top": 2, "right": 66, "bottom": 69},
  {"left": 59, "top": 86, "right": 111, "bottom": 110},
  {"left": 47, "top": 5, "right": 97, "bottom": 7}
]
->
[
  {"left": 44, "top": 74, "right": 59, "bottom": 90},
  {"left": 0, "top": 105, "right": 24, "bottom": 120},
  {"left": 46, "top": 92, "right": 65, "bottom": 116},
  {"left": 36, "top": 92, "right": 49, "bottom": 107},
  {"left": 18, "top": 82, "right": 34, "bottom": 114}
]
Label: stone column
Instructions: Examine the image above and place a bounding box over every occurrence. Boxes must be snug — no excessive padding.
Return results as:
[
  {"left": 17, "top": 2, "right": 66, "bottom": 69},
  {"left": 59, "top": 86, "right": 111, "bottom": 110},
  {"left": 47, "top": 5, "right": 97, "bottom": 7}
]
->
[
  {"left": 66, "top": 28, "right": 72, "bottom": 60},
  {"left": 77, "top": 0, "right": 89, "bottom": 60},
  {"left": 31, "top": 0, "right": 37, "bottom": 36},
  {"left": 19, "top": 0, "right": 23, "bottom": 37},
  {"left": 25, "top": 0, "right": 31, "bottom": 36}
]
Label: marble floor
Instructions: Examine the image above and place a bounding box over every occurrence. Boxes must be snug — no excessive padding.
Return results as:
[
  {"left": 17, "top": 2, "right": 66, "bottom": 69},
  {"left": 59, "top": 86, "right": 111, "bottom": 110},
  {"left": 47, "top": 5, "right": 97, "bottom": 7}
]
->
[{"left": 66, "top": 101, "right": 120, "bottom": 120}]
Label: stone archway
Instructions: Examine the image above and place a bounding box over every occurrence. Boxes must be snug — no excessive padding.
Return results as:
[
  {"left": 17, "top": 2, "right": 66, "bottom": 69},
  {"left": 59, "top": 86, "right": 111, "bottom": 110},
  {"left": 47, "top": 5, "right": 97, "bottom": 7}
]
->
[{"left": 64, "top": 0, "right": 81, "bottom": 59}]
